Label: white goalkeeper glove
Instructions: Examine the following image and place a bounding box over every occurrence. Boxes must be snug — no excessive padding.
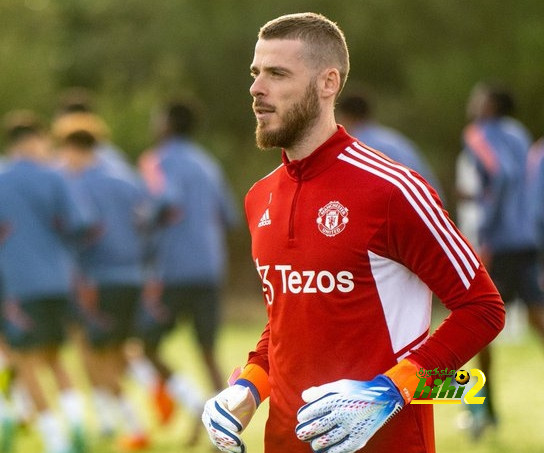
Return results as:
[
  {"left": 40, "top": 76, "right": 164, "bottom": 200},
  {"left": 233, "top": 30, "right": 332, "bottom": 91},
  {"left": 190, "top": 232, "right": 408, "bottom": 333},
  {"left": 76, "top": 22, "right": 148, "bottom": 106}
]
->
[
  {"left": 202, "top": 364, "right": 270, "bottom": 453},
  {"left": 201, "top": 384, "right": 257, "bottom": 453},
  {"left": 295, "top": 375, "right": 405, "bottom": 453}
]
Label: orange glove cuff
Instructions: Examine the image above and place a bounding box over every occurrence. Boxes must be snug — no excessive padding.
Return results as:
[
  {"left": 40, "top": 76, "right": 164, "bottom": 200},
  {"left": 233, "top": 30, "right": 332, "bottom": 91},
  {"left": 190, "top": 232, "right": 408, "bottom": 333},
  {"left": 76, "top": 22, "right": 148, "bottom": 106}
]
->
[
  {"left": 384, "top": 358, "right": 422, "bottom": 404},
  {"left": 236, "top": 364, "right": 270, "bottom": 403}
]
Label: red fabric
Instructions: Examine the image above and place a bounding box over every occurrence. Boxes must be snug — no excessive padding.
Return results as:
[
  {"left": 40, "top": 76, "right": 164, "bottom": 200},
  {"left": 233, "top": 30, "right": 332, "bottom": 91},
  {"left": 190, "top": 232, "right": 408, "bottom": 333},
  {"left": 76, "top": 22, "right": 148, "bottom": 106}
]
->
[{"left": 244, "top": 126, "right": 504, "bottom": 453}]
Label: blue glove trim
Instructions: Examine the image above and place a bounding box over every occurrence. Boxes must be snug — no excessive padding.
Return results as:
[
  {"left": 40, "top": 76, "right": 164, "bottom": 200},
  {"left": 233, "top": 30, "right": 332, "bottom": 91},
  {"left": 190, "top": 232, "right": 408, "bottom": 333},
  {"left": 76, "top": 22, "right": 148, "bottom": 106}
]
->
[
  {"left": 214, "top": 400, "right": 243, "bottom": 432},
  {"left": 374, "top": 375, "right": 405, "bottom": 406},
  {"left": 296, "top": 391, "right": 336, "bottom": 419},
  {"left": 295, "top": 412, "right": 334, "bottom": 440},
  {"left": 234, "top": 378, "right": 261, "bottom": 406},
  {"left": 209, "top": 418, "right": 246, "bottom": 453},
  {"left": 209, "top": 418, "right": 242, "bottom": 443}
]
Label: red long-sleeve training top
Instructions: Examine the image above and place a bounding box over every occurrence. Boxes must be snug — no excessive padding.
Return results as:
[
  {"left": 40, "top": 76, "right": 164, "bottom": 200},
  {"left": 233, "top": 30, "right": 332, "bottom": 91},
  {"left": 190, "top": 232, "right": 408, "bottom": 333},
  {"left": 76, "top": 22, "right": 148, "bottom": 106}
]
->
[{"left": 244, "top": 126, "right": 505, "bottom": 453}]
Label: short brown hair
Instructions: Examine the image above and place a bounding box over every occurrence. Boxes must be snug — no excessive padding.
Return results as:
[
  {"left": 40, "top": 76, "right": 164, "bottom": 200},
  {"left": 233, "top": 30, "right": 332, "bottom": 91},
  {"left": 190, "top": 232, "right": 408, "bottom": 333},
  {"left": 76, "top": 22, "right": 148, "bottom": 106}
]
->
[
  {"left": 2, "top": 110, "right": 44, "bottom": 145},
  {"left": 61, "top": 130, "right": 98, "bottom": 151},
  {"left": 259, "top": 12, "right": 350, "bottom": 95}
]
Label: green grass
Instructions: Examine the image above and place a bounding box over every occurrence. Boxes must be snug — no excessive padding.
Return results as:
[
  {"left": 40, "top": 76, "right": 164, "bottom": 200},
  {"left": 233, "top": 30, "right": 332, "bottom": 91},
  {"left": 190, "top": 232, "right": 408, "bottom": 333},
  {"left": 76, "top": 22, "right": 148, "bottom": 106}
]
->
[
  {"left": 9, "top": 317, "right": 544, "bottom": 452},
  {"left": 435, "top": 331, "right": 544, "bottom": 453}
]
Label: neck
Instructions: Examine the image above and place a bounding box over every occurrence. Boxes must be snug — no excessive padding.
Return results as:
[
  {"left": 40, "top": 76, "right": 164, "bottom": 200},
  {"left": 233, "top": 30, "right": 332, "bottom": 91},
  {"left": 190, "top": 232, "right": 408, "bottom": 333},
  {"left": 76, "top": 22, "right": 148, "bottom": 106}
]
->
[
  {"left": 284, "top": 115, "right": 338, "bottom": 162},
  {"left": 66, "top": 151, "right": 96, "bottom": 172}
]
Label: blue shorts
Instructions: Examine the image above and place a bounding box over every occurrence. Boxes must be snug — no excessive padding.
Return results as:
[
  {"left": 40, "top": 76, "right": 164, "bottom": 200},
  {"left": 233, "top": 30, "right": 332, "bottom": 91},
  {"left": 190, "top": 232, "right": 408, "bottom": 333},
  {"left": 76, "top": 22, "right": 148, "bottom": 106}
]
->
[
  {"left": 489, "top": 249, "right": 544, "bottom": 306},
  {"left": 2, "top": 297, "right": 70, "bottom": 350},
  {"left": 135, "top": 284, "right": 221, "bottom": 349}
]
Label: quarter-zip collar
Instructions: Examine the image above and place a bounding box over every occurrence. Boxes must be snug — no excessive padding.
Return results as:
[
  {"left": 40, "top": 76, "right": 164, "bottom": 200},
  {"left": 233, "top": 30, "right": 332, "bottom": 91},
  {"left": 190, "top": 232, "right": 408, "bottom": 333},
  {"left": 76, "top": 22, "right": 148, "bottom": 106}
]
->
[{"left": 281, "top": 126, "right": 353, "bottom": 182}]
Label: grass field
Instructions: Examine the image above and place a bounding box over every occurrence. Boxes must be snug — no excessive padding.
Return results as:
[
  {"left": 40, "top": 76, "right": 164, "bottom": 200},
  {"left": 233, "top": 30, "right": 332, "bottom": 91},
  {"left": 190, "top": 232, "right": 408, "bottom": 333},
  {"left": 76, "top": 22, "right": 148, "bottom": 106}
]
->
[{"left": 10, "top": 305, "right": 544, "bottom": 452}]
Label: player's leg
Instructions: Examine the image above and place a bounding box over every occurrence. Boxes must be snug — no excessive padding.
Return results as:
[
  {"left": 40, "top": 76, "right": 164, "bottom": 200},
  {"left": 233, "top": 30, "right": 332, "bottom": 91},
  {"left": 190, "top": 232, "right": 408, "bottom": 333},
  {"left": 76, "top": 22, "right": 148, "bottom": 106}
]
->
[
  {"left": 519, "top": 250, "right": 544, "bottom": 344},
  {"left": 467, "top": 252, "right": 515, "bottom": 439},
  {"left": 166, "top": 286, "right": 210, "bottom": 409},
  {"left": 126, "top": 336, "right": 181, "bottom": 432},
  {"left": 105, "top": 286, "right": 150, "bottom": 450},
  {"left": 85, "top": 286, "right": 149, "bottom": 450},
  {"left": 40, "top": 298, "right": 87, "bottom": 453},
  {"left": 129, "top": 285, "right": 178, "bottom": 425},
  {"left": 10, "top": 350, "right": 46, "bottom": 410},
  {"left": 71, "top": 281, "right": 119, "bottom": 438},
  {"left": 190, "top": 285, "right": 224, "bottom": 392},
  {"left": 78, "top": 333, "right": 120, "bottom": 438},
  {"left": 476, "top": 345, "right": 496, "bottom": 419},
  {"left": 4, "top": 299, "right": 74, "bottom": 453},
  {"left": 131, "top": 282, "right": 175, "bottom": 380},
  {"left": 171, "top": 285, "right": 219, "bottom": 446},
  {"left": 90, "top": 344, "right": 150, "bottom": 451}
]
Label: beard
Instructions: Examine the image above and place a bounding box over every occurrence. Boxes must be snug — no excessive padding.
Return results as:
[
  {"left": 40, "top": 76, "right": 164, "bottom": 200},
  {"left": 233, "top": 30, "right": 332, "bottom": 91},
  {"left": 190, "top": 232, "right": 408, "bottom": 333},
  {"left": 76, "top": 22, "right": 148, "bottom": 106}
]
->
[{"left": 254, "top": 80, "right": 321, "bottom": 150}]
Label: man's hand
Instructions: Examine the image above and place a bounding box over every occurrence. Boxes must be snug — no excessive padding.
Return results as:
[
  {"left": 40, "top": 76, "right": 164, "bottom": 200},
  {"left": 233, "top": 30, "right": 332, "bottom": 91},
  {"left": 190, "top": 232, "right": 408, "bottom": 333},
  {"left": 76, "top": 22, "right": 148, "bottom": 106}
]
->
[
  {"left": 201, "top": 384, "right": 257, "bottom": 453},
  {"left": 295, "top": 375, "right": 405, "bottom": 453}
]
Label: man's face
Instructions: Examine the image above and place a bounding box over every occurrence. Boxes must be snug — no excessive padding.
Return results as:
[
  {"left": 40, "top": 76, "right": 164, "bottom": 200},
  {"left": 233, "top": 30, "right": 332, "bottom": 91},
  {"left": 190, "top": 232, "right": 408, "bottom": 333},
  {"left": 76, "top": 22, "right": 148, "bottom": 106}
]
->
[{"left": 250, "top": 38, "right": 321, "bottom": 150}]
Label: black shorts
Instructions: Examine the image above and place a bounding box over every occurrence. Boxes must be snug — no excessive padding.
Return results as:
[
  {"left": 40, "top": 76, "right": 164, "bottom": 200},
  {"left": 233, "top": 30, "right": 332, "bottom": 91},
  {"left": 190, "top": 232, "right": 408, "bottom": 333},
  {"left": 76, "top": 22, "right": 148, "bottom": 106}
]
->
[
  {"left": 489, "top": 249, "right": 544, "bottom": 306},
  {"left": 80, "top": 285, "right": 141, "bottom": 348},
  {"left": 2, "top": 297, "right": 70, "bottom": 350},
  {"left": 135, "top": 284, "right": 220, "bottom": 349}
]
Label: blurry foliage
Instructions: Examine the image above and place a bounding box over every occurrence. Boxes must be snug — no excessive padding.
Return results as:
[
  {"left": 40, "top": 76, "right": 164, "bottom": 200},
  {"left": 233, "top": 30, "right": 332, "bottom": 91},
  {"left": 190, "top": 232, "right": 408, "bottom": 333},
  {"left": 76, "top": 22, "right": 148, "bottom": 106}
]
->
[{"left": 1, "top": 0, "right": 543, "bottom": 290}]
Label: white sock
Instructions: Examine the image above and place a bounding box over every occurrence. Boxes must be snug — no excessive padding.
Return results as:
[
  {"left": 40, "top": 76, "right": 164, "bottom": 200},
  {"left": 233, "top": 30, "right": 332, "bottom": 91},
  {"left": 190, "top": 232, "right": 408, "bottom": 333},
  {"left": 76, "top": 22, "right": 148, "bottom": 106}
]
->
[
  {"left": 37, "top": 410, "right": 69, "bottom": 453},
  {"left": 167, "top": 374, "right": 205, "bottom": 415},
  {"left": 11, "top": 382, "right": 33, "bottom": 424},
  {"left": 59, "top": 389, "right": 85, "bottom": 429},
  {"left": 118, "top": 395, "right": 145, "bottom": 436},
  {"left": 92, "top": 388, "right": 118, "bottom": 435},
  {"left": 0, "top": 393, "right": 14, "bottom": 423},
  {"left": 128, "top": 357, "right": 158, "bottom": 391}
]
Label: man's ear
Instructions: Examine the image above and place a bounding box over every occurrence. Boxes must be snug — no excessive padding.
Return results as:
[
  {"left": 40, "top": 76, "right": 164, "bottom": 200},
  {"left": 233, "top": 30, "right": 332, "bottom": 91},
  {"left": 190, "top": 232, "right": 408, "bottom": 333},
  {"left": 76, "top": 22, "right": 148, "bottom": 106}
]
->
[{"left": 319, "top": 68, "right": 341, "bottom": 100}]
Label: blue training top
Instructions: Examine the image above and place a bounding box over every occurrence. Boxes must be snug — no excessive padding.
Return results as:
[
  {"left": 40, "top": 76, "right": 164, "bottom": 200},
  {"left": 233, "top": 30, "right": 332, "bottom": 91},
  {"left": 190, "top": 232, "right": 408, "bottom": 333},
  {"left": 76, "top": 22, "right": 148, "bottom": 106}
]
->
[
  {"left": 529, "top": 138, "right": 544, "bottom": 250},
  {"left": 351, "top": 122, "right": 443, "bottom": 197},
  {"left": 0, "top": 159, "right": 90, "bottom": 302},
  {"left": 139, "top": 137, "right": 240, "bottom": 286},
  {"left": 462, "top": 117, "right": 536, "bottom": 253},
  {"left": 65, "top": 162, "right": 149, "bottom": 287}
]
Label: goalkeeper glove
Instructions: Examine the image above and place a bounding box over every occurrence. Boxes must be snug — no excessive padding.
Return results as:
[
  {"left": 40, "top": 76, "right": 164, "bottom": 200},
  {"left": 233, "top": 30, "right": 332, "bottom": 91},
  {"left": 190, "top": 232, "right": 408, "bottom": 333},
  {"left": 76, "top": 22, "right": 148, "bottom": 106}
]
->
[
  {"left": 202, "top": 364, "right": 269, "bottom": 453},
  {"left": 295, "top": 359, "right": 420, "bottom": 453}
]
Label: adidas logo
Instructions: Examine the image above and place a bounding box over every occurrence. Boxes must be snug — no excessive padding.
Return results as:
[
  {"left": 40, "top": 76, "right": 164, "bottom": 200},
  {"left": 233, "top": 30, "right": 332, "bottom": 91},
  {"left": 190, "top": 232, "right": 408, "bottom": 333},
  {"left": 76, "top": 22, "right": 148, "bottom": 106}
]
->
[{"left": 258, "top": 208, "right": 271, "bottom": 227}]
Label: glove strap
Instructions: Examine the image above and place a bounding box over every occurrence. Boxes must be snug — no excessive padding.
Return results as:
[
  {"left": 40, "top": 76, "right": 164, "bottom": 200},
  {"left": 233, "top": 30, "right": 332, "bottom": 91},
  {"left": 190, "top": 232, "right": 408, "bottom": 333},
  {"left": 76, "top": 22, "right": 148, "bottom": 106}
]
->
[
  {"left": 233, "top": 364, "right": 270, "bottom": 406},
  {"left": 384, "top": 359, "right": 421, "bottom": 404}
]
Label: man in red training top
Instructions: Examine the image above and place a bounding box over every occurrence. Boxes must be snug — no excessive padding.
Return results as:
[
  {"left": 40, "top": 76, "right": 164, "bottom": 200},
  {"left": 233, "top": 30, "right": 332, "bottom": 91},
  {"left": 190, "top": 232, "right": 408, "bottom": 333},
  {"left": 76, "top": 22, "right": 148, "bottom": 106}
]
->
[{"left": 202, "top": 12, "right": 505, "bottom": 453}]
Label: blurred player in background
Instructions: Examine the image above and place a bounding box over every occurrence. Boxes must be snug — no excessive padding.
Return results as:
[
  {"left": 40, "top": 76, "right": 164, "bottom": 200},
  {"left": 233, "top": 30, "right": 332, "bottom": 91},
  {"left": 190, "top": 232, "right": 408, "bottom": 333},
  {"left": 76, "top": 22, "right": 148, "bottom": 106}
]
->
[
  {"left": 202, "top": 12, "right": 504, "bottom": 453},
  {"left": 55, "top": 120, "right": 151, "bottom": 450},
  {"left": 54, "top": 87, "right": 133, "bottom": 176},
  {"left": 529, "top": 136, "right": 544, "bottom": 257},
  {"left": 134, "top": 100, "right": 239, "bottom": 441},
  {"left": 337, "top": 91, "right": 443, "bottom": 197},
  {"left": 0, "top": 111, "right": 90, "bottom": 453},
  {"left": 460, "top": 82, "right": 544, "bottom": 437},
  {"left": 455, "top": 150, "right": 482, "bottom": 248}
]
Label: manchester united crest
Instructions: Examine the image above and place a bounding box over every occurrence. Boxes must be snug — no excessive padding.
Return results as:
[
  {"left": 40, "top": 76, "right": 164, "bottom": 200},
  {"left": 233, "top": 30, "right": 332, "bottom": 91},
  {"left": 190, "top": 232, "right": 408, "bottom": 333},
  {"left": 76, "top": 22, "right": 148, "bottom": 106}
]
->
[{"left": 316, "top": 201, "right": 349, "bottom": 237}]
